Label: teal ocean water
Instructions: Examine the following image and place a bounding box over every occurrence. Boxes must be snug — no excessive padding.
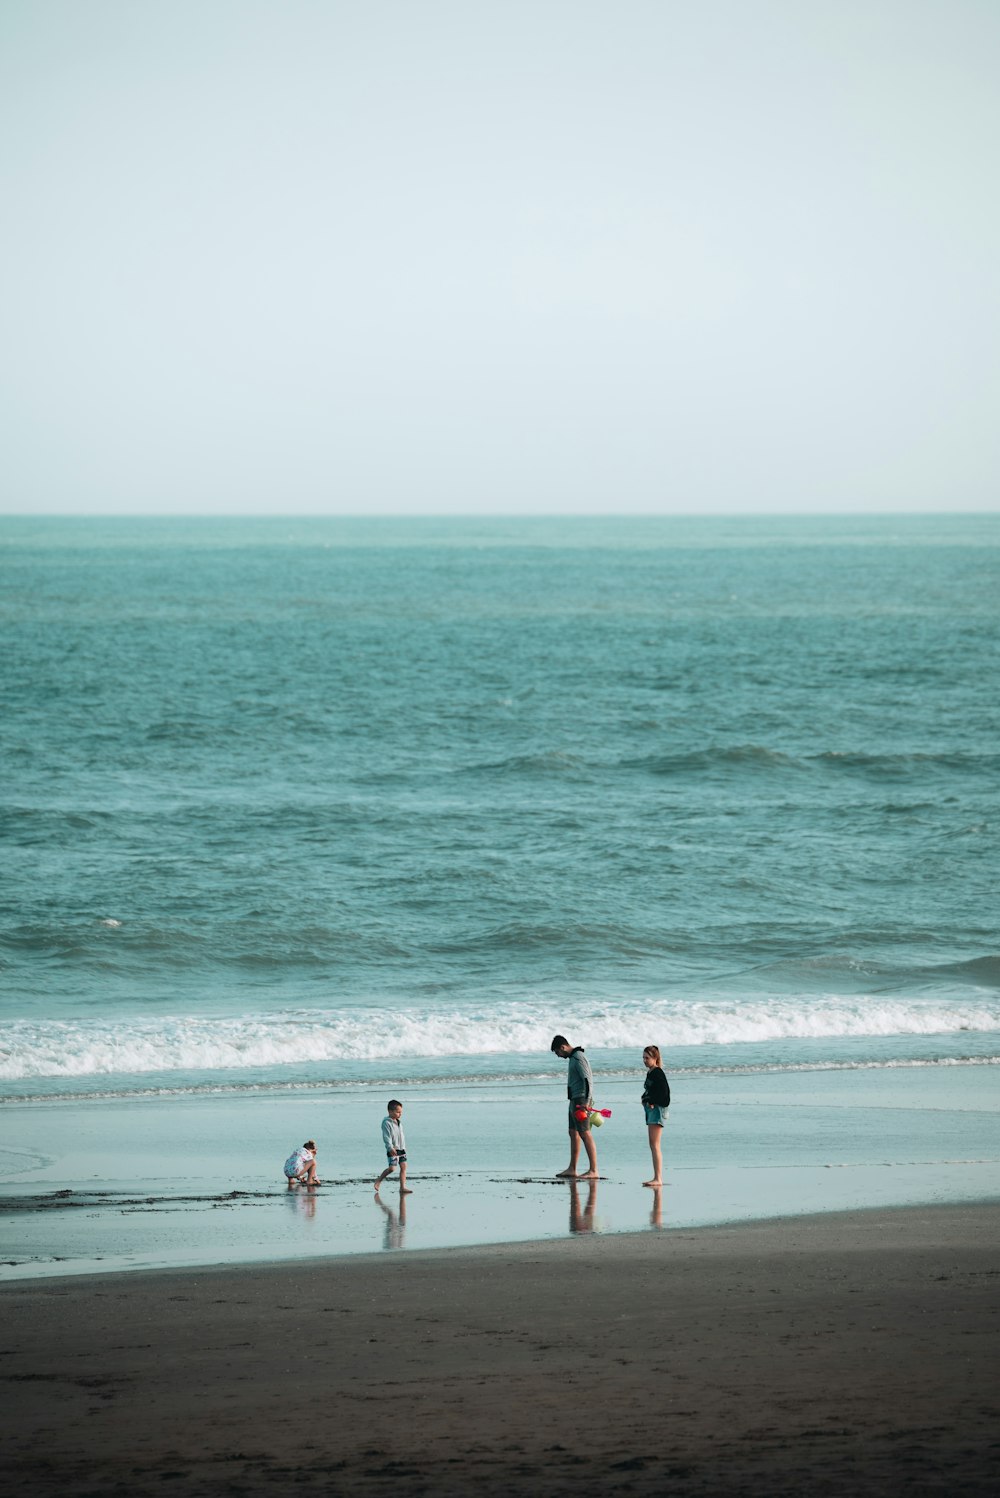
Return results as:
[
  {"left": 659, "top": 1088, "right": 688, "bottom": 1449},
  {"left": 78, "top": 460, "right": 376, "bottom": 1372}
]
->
[{"left": 2, "top": 515, "right": 999, "bottom": 1102}]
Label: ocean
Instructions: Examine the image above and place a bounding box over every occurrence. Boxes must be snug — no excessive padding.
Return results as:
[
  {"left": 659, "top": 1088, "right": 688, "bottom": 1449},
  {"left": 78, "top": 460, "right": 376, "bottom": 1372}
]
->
[{"left": 2, "top": 513, "right": 998, "bottom": 1103}]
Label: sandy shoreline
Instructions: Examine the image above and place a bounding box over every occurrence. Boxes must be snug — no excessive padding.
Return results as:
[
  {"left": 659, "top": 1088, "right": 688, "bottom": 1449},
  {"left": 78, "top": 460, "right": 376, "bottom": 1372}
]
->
[{"left": 1, "top": 1201, "right": 998, "bottom": 1496}]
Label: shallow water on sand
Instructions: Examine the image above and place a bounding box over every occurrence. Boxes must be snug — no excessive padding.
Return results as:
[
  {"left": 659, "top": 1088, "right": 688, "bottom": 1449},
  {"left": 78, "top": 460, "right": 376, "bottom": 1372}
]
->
[{"left": 2, "top": 1067, "right": 997, "bottom": 1279}]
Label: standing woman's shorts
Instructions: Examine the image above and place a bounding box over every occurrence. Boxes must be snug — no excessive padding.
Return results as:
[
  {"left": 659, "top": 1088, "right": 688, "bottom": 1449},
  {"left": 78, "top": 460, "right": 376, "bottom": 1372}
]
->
[{"left": 644, "top": 1105, "right": 669, "bottom": 1126}]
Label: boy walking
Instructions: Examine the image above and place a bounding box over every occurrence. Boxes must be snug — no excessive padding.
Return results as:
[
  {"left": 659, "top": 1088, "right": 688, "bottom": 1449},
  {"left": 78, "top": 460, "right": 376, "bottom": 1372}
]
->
[{"left": 374, "top": 1099, "right": 412, "bottom": 1195}]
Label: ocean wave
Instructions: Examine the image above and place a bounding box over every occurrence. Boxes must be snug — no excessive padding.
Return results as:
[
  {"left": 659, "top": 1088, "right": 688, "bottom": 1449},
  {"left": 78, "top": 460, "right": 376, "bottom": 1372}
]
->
[
  {"left": 618, "top": 746, "right": 1000, "bottom": 779},
  {"left": 734, "top": 950, "right": 1000, "bottom": 991},
  {"left": 810, "top": 750, "right": 1000, "bottom": 777},
  {"left": 425, "top": 921, "right": 683, "bottom": 958},
  {"left": 1, "top": 995, "right": 998, "bottom": 1082},
  {"left": 930, "top": 955, "right": 1000, "bottom": 989},
  {"left": 454, "top": 750, "right": 593, "bottom": 779},
  {"left": 0, "top": 919, "right": 416, "bottom": 969},
  {"left": 620, "top": 745, "right": 801, "bottom": 776}
]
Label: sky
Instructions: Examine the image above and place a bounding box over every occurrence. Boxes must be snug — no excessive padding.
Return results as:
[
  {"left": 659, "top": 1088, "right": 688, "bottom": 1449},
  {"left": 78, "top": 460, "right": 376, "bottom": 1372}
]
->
[{"left": 1, "top": 0, "right": 998, "bottom": 516}]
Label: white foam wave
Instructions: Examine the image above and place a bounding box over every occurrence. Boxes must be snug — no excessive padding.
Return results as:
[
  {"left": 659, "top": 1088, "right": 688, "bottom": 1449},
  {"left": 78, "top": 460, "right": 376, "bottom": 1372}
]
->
[{"left": 1, "top": 995, "right": 999, "bottom": 1082}]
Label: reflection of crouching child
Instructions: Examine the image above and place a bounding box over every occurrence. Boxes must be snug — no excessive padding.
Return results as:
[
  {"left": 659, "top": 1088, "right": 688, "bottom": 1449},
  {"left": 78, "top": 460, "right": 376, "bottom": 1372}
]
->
[
  {"left": 283, "top": 1139, "right": 320, "bottom": 1187},
  {"left": 374, "top": 1100, "right": 412, "bottom": 1195}
]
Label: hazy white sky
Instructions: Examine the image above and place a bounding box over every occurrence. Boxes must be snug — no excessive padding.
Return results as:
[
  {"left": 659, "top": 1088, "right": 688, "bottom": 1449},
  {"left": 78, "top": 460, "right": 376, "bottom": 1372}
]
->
[{"left": 1, "top": 0, "right": 998, "bottom": 515}]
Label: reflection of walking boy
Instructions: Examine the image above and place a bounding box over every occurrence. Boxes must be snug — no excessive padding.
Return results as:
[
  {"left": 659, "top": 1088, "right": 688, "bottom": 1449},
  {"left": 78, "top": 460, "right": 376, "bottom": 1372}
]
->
[
  {"left": 550, "top": 1034, "right": 599, "bottom": 1179},
  {"left": 374, "top": 1099, "right": 413, "bottom": 1196},
  {"left": 375, "top": 1193, "right": 407, "bottom": 1250}
]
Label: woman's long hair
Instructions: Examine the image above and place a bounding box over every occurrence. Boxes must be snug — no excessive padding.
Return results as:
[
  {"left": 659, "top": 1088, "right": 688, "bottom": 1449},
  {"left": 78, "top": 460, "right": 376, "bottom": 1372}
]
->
[{"left": 643, "top": 1044, "right": 662, "bottom": 1066}]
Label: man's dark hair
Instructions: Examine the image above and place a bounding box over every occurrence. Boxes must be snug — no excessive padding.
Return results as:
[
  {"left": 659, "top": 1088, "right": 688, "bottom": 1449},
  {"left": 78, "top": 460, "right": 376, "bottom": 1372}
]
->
[
  {"left": 550, "top": 1035, "right": 569, "bottom": 1053},
  {"left": 387, "top": 1099, "right": 403, "bottom": 1110}
]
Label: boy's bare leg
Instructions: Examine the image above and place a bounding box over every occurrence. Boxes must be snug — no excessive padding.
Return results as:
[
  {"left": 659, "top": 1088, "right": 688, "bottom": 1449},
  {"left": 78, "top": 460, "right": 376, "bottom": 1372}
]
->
[
  {"left": 577, "top": 1129, "right": 599, "bottom": 1178},
  {"left": 399, "top": 1159, "right": 412, "bottom": 1195},
  {"left": 374, "top": 1164, "right": 395, "bottom": 1194},
  {"left": 556, "top": 1130, "right": 582, "bottom": 1177}
]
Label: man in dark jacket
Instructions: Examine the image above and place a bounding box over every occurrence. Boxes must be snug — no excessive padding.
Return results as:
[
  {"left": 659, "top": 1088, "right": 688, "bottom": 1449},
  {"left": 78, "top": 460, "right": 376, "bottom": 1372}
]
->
[{"left": 551, "top": 1034, "right": 599, "bottom": 1179}]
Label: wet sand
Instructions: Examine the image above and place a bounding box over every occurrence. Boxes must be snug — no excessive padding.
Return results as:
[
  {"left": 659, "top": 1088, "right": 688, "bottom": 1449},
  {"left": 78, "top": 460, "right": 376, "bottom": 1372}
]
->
[
  {"left": 1, "top": 1201, "right": 998, "bottom": 1496},
  {"left": 4, "top": 1065, "right": 999, "bottom": 1280}
]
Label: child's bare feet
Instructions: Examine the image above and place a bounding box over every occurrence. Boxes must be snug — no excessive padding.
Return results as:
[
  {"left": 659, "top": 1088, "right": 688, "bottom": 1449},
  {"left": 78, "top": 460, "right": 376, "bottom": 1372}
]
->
[
  {"left": 401, "top": 1187, "right": 413, "bottom": 1195},
  {"left": 555, "top": 1168, "right": 577, "bottom": 1178},
  {"left": 643, "top": 1179, "right": 663, "bottom": 1188}
]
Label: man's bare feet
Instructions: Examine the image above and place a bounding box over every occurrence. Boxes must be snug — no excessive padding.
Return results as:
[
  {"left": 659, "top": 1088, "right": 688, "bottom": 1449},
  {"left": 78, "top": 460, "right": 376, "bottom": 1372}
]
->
[
  {"left": 577, "top": 1171, "right": 600, "bottom": 1179},
  {"left": 555, "top": 1168, "right": 577, "bottom": 1178},
  {"left": 643, "top": 1179, "right": 663, "bottom": 1188}
]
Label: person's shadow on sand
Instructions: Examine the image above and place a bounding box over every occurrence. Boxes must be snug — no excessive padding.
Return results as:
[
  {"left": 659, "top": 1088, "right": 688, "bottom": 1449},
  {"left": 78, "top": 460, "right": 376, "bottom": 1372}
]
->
[
  {"left": 568, "top": 1177, "right": 598, "bottom": 1234},
  {"left": 376, "top": 1193, "right": 407, "bottom": 1250}
]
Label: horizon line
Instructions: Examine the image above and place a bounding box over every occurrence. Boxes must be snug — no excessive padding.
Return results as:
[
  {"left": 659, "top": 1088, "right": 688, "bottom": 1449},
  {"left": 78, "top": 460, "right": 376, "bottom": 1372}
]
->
[{"left": 2, "top": 510, "right": 998, "bottom": 521}]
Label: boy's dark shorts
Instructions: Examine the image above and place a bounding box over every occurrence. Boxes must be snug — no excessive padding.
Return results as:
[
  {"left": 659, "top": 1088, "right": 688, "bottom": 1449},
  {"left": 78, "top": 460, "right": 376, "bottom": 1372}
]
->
[
  {"left": 386, "top": 1150, "right": 407, "bottom": 1166},
  {"left": 568, "top": 1104, "right": 591, "bottom": 1134}
]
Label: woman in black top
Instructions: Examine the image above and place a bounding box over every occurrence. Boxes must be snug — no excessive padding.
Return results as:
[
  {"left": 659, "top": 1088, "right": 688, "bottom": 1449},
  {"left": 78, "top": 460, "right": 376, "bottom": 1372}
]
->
[{"left": 641, "top": 1045, "right": 670, "bottom": 1187}]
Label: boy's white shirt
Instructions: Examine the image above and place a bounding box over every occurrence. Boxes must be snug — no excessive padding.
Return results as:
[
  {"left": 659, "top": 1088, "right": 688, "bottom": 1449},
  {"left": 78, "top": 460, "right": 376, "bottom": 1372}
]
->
[{"left": 381, "top": 1116, "right": 405, "bottom": 1154}]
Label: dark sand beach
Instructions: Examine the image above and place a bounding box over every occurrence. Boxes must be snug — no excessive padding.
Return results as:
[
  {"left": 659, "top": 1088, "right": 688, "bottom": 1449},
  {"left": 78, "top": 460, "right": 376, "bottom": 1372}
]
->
[{"left": 1, "top": 1201, "right": 997, "bottom": 1496}]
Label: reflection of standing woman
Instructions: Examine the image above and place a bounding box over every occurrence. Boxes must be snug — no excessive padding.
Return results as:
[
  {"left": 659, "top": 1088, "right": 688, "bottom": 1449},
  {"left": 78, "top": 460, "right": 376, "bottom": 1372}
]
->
[{"left": 641, "top": 1046, "right": 670, "bottom": 1187}]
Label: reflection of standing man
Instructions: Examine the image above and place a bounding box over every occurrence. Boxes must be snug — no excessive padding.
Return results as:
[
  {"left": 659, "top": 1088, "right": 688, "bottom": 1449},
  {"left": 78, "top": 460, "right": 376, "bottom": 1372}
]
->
[
  {"left": 568, "top": 1177, "right": 598, "bottom": 1233},
  {"left": 551, "top": 1034, "right": 599, "bottom": 1179}
]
